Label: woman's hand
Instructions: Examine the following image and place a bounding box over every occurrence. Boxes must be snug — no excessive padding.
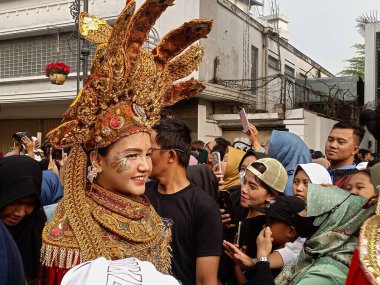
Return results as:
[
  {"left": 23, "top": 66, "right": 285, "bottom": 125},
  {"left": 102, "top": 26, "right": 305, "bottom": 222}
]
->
[
  {"left": 223, "top": 240, "right": 256, "bottom": 269},
  {"left": 256, "top": 227, "right": 273, "bottom": 258},
  {"left": 246, "top": 123, "right": 262, "bottom": 152},
  {"left": 213, "top": 164, "right": 224, "bottom": 184},
  {"left": 21, "top": 136, "right": 35, "bottom": 158},
  {"left": 220, "top": 209, "right": 236, "bottom": 229}
]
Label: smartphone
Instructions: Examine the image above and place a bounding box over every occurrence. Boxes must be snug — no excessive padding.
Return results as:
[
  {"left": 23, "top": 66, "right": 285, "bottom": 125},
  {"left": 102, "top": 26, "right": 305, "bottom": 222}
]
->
[
  {"left": 235, "top": 221, "right": 242, "bottom": 247},
  {"left": 36, "top": 132, "right": 42, "bottom": 147},
  {"left": 211, "top": 151, "right": 222, "bottom": 171},
  {"left": 239, "top": 108, "right": 249, "bottom": 133}
]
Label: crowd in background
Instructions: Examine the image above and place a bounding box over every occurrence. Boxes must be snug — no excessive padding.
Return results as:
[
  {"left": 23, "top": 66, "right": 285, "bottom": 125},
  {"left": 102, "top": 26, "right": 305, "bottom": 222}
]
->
[{"left": 1, "top": 104, "right": 380, "bottom": 285}]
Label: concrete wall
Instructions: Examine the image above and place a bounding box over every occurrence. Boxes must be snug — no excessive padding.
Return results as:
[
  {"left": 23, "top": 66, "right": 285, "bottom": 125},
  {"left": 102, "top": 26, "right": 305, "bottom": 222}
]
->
[
  {"left": 284, "top": 108, "right": 338, "bottom": 152},
  {"left": 365, "top": 22, "right": 380, "bottom": 104}
]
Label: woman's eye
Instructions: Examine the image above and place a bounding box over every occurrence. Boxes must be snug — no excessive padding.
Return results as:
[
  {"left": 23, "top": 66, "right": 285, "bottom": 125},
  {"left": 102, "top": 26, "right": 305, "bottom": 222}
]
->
[
  {"left": 146, "top": 152, "right": 153, "bottom": 157},
  {"left": 124, "top": 153, "right": 139, "bottom": 159}
]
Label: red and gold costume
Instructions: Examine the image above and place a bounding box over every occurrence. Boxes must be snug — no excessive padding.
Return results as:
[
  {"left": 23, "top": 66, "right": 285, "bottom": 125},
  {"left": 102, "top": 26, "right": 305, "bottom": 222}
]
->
[{"left": 39, "top": 0, "right": 212, "bottom": 284}]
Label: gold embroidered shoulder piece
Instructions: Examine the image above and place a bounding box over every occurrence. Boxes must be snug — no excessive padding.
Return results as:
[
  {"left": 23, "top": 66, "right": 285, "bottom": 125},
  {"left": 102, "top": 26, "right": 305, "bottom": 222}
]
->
[{"left": 41, "top": 168, "right": 172, "bottom": 273}]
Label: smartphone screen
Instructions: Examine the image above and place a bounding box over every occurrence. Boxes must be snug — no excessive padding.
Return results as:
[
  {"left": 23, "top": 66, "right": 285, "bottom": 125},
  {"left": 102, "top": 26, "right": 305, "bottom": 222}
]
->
[
  {"left": 36, "top": 132, "right": 42, "bottom": 147},
  {"left": 211, "top": 151, "right": 222, "bottom": 171},
  {"left": 239, "top": 108, "right": 249, "bottom": 133}
]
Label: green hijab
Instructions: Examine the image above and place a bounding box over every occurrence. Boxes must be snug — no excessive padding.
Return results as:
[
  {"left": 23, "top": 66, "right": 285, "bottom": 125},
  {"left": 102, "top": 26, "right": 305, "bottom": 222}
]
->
[{"left": 276, "top": 184, "right": 375, "bottom": 285}]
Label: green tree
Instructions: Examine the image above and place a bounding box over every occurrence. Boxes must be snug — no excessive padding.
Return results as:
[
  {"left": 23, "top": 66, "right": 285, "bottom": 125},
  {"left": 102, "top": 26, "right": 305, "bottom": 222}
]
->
[{"left": 338, "top": 43, "right": 365, "bottom": 79}]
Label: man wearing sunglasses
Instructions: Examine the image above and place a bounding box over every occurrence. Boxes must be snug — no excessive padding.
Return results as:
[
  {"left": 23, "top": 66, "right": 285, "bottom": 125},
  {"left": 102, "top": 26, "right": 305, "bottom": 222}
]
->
[{"left": 146, "top": 119, "right": 223, "bottom": 285}]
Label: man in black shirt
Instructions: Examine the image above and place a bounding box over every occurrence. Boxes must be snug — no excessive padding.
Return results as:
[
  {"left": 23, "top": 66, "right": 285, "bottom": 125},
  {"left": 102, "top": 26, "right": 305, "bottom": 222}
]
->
[{"left": 146, "top": 119, "right": 223, "bottom": 285}]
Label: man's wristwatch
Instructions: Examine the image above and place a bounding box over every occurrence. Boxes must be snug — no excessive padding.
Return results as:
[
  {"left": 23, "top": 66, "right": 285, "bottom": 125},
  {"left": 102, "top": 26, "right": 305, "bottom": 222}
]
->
[{"left": 257, "top": 256, "right": 269, "bottom": 263}]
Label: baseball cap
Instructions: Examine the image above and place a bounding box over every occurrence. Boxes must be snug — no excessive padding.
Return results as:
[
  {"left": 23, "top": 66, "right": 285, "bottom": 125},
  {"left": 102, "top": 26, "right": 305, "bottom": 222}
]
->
[
  {"left": 246, "top": 158, "right": 287, "bottom": 193},
  {"left": 256, "top": 196, "right": 306, "bottom": 228}
]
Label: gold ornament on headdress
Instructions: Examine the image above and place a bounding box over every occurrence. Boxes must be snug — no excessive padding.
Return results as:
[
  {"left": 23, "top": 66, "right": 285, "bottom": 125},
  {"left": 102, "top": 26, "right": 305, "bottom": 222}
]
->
[
  {"left": 47, "top": 0, "right": 212, "bottom": 149},
  {"left": 41, "top": 0, "right": 212, "bottom": 270}
]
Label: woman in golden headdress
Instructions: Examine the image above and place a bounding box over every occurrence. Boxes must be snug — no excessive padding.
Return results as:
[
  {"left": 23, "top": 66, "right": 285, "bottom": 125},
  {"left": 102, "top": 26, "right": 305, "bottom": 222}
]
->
[{"left": 39, "top": 1, "right": 212, "bottom": 284}]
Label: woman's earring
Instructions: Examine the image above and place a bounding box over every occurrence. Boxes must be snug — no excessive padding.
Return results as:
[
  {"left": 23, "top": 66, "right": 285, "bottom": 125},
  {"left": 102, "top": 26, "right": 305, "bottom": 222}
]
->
[{"left": 87, "top": 165, "right": 98, "bottom": 183}]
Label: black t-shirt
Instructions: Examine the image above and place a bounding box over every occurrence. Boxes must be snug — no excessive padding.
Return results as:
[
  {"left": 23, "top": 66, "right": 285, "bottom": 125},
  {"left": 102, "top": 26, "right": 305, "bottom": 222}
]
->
[
  {"left": 145, "top": 181, "right": 223, "bottom": 285},
  {"left": 239, "top": 215, "right": 266, "bottom": 258}
]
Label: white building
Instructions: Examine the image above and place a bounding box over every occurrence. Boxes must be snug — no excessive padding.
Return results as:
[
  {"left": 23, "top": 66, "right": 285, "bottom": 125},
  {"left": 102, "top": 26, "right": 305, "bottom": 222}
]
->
[
  {"left": 0, "top": 0, "right": 335, "bottom": 151},
  {"left": 363, "top": 21, "right": 380, "bottom": 153}
]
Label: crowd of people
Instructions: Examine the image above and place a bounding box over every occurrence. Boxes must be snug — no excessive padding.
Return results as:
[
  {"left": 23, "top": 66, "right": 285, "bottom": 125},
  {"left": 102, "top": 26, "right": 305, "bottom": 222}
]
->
[{"left": 1, "top": 1, "right": 380, "bottom": 285}]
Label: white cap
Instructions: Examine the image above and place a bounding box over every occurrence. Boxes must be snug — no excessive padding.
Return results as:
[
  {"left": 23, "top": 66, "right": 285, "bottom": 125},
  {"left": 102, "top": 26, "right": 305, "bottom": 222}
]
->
[{"left": 61, "top": 257, "right": 180, "bottom": 285}]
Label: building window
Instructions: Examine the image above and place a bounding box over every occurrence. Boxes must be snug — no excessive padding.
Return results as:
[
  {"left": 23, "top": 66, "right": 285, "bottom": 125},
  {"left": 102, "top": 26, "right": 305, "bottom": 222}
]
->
[
  {"left": 251, "top": 45, "right": 258, "bottom": 95},
  {"left": 268, "top": 55, "right": 280, "bottom": 71},
  {"left": 0, "top": 30, "right": 159, "bottom": 79},
  {"left": 0, "top": 33, "right": 91, "bottom": 79},
  {"left": 284, "top": 64, "right": 295, "bottom": 78},
  {"left": 298, "top": 72, "right": 307, "bottom": 79}
]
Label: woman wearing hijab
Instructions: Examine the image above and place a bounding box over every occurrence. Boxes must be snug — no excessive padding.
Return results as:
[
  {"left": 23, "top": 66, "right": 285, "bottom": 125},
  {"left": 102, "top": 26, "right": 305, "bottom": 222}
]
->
[
  {"left": 246, "top": 123, "right": 312, "bottom": 196},
  {"left": 276, "top": 184, "right": 374, "bottom": 285},
  {"left": 271, "top": 163, "right": 333, "bottom": 269},
  {"left": 267, "top": 131, "right": 312, "bottom": 196},
  {"left": 41, "top": 170, "right": 63, "bottom": 206},
  {"left": 219, "top": 146, "right": 246, "bottom": 191},
  {"left": 0, "top": 155, "right": 46, "bottom": 284}
]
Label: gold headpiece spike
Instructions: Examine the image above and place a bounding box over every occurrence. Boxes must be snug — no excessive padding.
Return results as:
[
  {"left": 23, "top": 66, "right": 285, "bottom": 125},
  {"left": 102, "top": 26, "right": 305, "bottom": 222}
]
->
[
  {"left": 153, "top": 20, "right": 213, "bottom": 67},
  {"left": 79, "top": 12, "right": 113, "bottom": 44},
  {"left": 46, "top": 0, "right": 213, "bottom": 149},
  {"left": 163, "top": 79, "right": 205, "bottom": 107},
  {"left": 124, "top": 0, "right": 174, "bottom": 73},
  {"left": 163, "top": 44, "right": 204, "bottom": 83},
  {"left": 47, "top": 120, "right": 90, "bottom": 148},
  {"left": 107, "top": 0, "right": 136, "bottom": 50}
]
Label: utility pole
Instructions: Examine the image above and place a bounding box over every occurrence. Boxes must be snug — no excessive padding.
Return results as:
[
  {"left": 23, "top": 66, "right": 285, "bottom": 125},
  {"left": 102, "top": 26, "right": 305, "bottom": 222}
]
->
[{"left": 81, "top": 0, "right": 90, "bottom": 82}]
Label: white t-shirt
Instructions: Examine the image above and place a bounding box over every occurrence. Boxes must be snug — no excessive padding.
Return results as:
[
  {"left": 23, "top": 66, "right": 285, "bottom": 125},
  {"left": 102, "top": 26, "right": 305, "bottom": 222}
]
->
[
  {"left": 61, "top": 257, "right": 180, "bottom": 285},
  {"left": 275, "top": 237, "right": 306, "bottom": 267}
]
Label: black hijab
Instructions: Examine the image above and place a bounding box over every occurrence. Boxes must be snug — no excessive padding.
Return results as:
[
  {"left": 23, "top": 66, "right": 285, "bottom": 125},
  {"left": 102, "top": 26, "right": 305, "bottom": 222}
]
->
[{"left": 0, "top": 155, "right": 46, "bottom": 284}]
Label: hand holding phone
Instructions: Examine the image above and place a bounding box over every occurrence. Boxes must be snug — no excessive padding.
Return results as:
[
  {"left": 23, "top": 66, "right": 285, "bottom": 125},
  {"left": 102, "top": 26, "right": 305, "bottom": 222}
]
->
[
  {"left": 218, "top": 190, "right": 235, "bottom": 223},
  {"left": 211, "top": 151, "right": 222, "bottom": 171},
  {"left": 239, "top": 108, "right": 249, "bottom": 134},
  {"left": 36, "top": 132, "right": 42, "bottom": 148}
]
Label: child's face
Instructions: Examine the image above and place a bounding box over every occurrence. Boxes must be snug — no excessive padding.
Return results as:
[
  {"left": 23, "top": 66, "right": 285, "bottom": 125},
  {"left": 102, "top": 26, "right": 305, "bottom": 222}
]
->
[
  {"left": 293, "top": 169, "right": 311, "bottom": 202},
  {"left": 269, "top": 219, "right": 296, "bottom": 247},
  {"left": 347, "top": 172, "right": 375, "bottom": 199}
]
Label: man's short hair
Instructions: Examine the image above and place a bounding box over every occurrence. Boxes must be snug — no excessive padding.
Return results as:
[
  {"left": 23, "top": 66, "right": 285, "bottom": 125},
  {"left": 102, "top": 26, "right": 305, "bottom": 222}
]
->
[
  {"left": 215, "top": 137, "right": 231, "bottom": 148},
  {"left": 191, "top": 140, "right": 205, "bottom": 152},
  {"left": 153, "top": 119, "right": 191, "bottom": 167},
  {"left": 332, "top": 121, "right": 365, "bottom": 145}
]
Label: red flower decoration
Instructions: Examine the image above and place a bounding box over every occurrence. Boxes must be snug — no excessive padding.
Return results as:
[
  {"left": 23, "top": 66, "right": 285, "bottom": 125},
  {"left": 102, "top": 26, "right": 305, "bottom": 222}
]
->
[
  {"left": 50, "top": 228, "right": 63, "bottom": 237},
  {"left": 109, "top": 116, "right": 124, "bottom": 130},
  {"left": 45, "top": 62, "right": 71, "bottom": 77}
]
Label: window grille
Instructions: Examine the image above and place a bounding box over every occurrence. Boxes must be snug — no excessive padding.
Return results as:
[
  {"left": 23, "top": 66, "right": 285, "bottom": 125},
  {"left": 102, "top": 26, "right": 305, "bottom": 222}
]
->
[
  {"left": 0, "top": 29, "right": 160, "bottom": 79},
  {"left": 268, "top": 55, "right": 280, "bottom": 71}
]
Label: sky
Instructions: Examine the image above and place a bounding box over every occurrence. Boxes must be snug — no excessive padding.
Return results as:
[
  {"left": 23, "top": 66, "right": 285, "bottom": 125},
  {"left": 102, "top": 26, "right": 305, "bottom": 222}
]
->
[{"left": 260, "top": 0, "right": 380, "bottom": 75}]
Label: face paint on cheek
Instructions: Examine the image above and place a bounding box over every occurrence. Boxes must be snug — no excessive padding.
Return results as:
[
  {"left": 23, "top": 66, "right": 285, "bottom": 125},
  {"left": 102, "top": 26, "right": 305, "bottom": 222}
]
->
[{"left": 111, "top": 153, "right": 133, "bottom": 174}]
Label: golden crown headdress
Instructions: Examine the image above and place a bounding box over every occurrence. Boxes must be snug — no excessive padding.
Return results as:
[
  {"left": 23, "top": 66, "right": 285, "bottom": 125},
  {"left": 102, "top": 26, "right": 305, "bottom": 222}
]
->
[{"left": 47, "top": 0, "right": 212, "bottom": 149}]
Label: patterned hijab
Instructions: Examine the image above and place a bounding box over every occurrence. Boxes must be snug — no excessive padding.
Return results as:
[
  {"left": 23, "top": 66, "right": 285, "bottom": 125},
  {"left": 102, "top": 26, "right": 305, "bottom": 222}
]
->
[{"left": 276, "top": 184, "right": 375, "bottom": 285}]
